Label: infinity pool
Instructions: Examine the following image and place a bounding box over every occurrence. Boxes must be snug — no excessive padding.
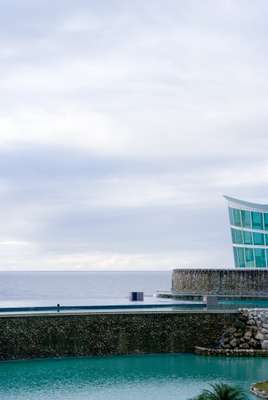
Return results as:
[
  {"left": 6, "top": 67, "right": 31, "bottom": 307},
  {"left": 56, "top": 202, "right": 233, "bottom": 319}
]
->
[
  {"left": 1, "top": 297, "right": 268, "bottom": 315},
  {"left": 0, "top": 354, "right": 267, "bottom": 400}
]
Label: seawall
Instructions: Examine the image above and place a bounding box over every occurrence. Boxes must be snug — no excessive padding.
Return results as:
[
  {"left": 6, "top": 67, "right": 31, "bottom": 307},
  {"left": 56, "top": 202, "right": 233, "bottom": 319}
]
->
[
  {"left": 0, "top": 311, "right": 237, "bottom": 361},
  {"left": 172, "top": 269, "right": 268, "bottom": 296}
]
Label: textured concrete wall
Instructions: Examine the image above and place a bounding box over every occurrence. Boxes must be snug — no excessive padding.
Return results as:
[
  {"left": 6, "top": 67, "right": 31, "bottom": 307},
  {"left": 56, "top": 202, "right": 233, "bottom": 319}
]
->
[
  {"left": 0, "top": 311, "right": 237, "bottom": 360},
  {"left": 172, "top": 269, "right": 268, "bottom": 295}
]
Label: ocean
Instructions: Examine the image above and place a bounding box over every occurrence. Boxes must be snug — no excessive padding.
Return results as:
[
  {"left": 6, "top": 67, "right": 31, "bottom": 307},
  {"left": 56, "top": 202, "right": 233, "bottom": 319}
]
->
[{"left": 0, "top": 271, "right": 171, "bottom": 308}]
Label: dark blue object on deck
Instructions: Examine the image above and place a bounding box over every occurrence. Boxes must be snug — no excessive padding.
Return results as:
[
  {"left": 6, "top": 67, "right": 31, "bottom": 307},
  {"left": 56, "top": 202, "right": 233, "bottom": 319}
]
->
[{"left": 129, "top": 292, "right": 144, "bottom": 301}]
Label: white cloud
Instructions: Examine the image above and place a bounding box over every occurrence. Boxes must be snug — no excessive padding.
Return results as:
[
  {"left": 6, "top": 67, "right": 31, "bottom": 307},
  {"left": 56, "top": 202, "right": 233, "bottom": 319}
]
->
[
  {"left": 0, "top": 0, "right": 268, "bottom": 269},
  {"left": 1, "top": 1, "right": 268, "bottom": 161},
  {"left": 0, "top": 107, "right": 128, "bottom": 155}
]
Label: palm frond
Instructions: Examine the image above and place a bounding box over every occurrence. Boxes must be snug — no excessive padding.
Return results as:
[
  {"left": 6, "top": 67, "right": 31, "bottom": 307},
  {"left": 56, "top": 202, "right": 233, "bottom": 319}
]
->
[{"left": 190, "top": 383, "right": 248, "bottom": 400}]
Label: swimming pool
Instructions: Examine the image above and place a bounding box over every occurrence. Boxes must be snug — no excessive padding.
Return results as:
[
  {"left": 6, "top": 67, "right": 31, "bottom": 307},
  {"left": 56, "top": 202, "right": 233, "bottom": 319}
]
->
[
  {"left": 0, "top": 353, "right": 266, "bottom": 400},
  {"left": 0, "top": 301, "right": 205, "bottom": 314},
  {"left": 219, "top": 299, "right": 268, "bottom": 308},
  {"left": 1, "top": 297, "right": 268, "bottom": 315}
]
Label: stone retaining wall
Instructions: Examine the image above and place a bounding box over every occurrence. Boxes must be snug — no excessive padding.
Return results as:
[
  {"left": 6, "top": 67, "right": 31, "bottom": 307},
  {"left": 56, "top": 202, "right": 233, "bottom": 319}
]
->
[
  {"left": 172, "top": 269, "right": 268, "bottom": 296},
  {"left": 194, "top": 309, "right": 268, "bottom": 357},
  {"left": 220, "top": 309, "right": 268, "bottom": 350},
  {"left": 0, "top": 311, "right": 236, "bottom": 361}
]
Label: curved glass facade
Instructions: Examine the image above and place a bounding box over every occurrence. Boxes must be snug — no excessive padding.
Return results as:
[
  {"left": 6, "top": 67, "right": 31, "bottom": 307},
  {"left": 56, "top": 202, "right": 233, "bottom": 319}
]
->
[{"left": 225, "top": 196, "right": 268, "bottom": 268}]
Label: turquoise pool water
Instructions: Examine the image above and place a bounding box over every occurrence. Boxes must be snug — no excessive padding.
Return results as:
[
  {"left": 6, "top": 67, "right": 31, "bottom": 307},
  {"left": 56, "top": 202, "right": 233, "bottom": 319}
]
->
[
  {"left": 0, "top": 354, "right": 267, "bottom": 400},
  {"left": 220, "top": 299, "right": 268, "bottom": 308}
]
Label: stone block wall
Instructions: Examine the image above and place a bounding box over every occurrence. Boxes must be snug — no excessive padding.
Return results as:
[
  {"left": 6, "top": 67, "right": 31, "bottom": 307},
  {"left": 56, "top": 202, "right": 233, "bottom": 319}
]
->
[
  {"left": 0, "top": 311, "right": 236, "bottom": 361},
  {"left": 172, "top": 269, "right": 268, "bottom": 296}
]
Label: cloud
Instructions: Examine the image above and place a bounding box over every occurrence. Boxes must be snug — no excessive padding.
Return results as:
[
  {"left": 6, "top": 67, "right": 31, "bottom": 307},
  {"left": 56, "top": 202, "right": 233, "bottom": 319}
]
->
[{"left": 0, "top": 0, "right": 268, "bottom": 269}]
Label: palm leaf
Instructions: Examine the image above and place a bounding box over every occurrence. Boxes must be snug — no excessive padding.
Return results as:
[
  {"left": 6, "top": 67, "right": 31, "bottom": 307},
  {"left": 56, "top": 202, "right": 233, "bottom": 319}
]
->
[{"left": 190, "top": 383, "right": 248, "bottom": 400}]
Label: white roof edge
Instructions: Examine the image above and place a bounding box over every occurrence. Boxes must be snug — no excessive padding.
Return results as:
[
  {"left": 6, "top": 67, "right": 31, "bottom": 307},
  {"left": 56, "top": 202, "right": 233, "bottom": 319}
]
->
[{"left": 223, "top": 195, "right": 268, "bottom": 212}]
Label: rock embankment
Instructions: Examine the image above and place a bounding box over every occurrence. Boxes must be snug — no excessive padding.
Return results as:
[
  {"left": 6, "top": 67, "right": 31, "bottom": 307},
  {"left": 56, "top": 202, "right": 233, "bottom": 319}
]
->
[
  {"left": 195, "top": 346, "right": 268, "bottom": 356},
  {"left": 219, "top": 309, "right": 268, "bottom": 351}
]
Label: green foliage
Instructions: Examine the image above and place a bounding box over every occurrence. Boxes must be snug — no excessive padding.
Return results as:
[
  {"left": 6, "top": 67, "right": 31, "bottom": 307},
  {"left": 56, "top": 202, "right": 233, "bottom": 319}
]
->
[
  {"left": 254, "top": 381, "right": 268, "bottom": 391},
  {"left": 191, "top": 383, "right": 248, "bottom": 400}
]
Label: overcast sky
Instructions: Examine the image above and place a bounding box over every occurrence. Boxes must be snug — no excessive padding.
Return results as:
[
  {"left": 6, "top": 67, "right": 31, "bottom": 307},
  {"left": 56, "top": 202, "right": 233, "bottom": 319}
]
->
[{"left": 1, "top": 0, "right": 268, "bottom": 270}]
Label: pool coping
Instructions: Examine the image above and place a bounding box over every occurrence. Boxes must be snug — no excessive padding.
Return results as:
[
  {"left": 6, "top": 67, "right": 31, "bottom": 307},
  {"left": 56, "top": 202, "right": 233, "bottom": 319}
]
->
[
  {"left": 0, "top": 309, "right": 240, "bottom": 318},
  {"left": 157, "top": 291, "right": 268, "bottom": 300}
]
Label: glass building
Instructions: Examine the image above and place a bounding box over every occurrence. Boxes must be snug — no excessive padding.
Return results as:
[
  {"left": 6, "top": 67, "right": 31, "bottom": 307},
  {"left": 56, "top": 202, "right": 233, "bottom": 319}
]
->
[{"left": 224, "top": 195, "right": 268, "bottom": 268}]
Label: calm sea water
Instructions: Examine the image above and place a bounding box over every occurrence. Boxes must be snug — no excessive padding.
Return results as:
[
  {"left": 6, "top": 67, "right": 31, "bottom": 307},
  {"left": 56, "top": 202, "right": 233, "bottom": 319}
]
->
[
  {"left": 0, "top": 271, "right": 171, "bottom": 307},
  {"left": 0, "top": 353, "right": 266, "bottom": 400}
]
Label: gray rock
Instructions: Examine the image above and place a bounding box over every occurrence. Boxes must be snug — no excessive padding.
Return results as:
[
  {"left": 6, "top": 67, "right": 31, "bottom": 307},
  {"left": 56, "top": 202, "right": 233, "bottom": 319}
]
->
[
  {"left": 230, "top": 338, "right": 238, "bottom": 348},
  {"left": 262, "top": 340, "right": 268, "bottom": 350},
  {"left": 249, "top": 338, "right": 257, "bottom": 348},
  {"left": 244, "top": 331, "right": 252, "bottom": 340},
  {"left": 228, "top": 327, "right": 236, "bottom": 334},
  {"left": 234, "top": 331, "right": 243, "bottom": 338},
  {"left": 234, "top": 320, "right": 246, "bottom": 330},
  {"left": 240, "top": 343, "right": 250, "bottom": 349},
  {"left": 255, "top": 332, "right": 264, "bottom": 340}
]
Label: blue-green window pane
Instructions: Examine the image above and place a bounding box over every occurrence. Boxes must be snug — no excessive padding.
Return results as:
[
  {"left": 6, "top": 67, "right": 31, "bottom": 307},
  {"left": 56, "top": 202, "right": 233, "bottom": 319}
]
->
[
  {"left": 236, "top": 247, "right": 245, "bottom": 268},
  {"left": 231, "top": 229, "right": 243, "bottom": 244},
  {"left": 253, "top": 232, "right": 265, "bottom": 245},
  {"left": 265, "top": 234, "right": 268, "bottom": 246},
  {"left": 233, "top": 247, "right": 244, "bottom": 268},
  {"left": 241, "top": 210, "right": 251, "bottom": 228},
  {"left": 264, "top": 214, "right": 268, "bottom": 230},
  {"left": 232, "top": 209, "right": 241, "bottom": 226},
  {"left": 233, "top": 247, "right": 245, "bottom": 268},
  {"left": 243, "top": 231, "right": 253, "bottom": 245},
  {"left": 251, "top": 211, "right": 263, "bottom": 230},
  {"left": 233, "top": 247, "right": 239, "bottom": 268},
  {"left": 228, "top": 208, "right": 234, "bottom": 225},
  {"left": 255, "top": 248, "right": 266, "bottom": 268},
  {"left": 245, "top": 248, "right": 254, "bottom": 268}
]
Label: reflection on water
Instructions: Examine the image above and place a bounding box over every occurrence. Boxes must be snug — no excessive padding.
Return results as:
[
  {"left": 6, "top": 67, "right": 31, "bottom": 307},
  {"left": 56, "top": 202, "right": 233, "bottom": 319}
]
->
[{"left": 0, "top": 354, "right": 266, "bottom": 400}]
